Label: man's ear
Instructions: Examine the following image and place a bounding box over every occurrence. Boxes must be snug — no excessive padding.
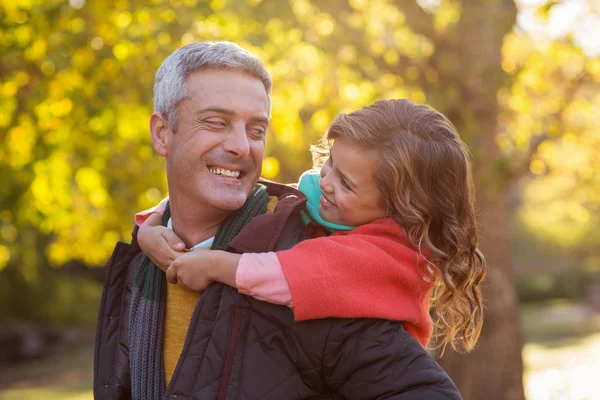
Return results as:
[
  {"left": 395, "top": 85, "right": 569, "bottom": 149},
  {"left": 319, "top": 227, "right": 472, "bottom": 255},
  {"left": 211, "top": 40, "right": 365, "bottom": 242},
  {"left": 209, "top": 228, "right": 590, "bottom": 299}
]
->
[{"left": 150, "top": 112, "right": 170, "bottom": 157}]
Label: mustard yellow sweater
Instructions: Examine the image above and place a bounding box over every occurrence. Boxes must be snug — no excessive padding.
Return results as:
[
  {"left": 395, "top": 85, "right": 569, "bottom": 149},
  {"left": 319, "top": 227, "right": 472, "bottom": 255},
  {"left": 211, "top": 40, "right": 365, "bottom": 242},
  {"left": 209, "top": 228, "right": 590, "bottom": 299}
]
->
[{"left": 163, "top": 196, "right": 279, "bottom": 384}]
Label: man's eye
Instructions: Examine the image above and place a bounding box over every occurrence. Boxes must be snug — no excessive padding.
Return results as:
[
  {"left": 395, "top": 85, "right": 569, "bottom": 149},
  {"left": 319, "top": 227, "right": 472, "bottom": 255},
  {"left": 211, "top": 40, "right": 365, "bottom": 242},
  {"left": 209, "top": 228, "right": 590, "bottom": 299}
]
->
[
  {"left": 249, "top": 126, "right": 266, "bottom": 138},
  {"left": 206, "top": 119, "right": 226, "bottom": 127}
]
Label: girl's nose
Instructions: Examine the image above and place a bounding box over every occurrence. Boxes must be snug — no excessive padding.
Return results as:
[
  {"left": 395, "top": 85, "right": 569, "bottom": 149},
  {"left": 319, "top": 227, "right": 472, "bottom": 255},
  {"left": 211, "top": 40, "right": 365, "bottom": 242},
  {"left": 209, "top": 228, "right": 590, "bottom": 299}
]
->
[{"left": 319, "top": 169, "right": 333, "bottom": 194}]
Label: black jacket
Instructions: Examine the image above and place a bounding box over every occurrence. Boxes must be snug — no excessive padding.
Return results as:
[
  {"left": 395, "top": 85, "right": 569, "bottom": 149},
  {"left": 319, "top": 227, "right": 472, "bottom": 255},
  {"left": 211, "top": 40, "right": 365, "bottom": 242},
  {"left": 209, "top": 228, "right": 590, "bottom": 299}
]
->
[{"left": 94, "top": 181, "right": 462, "bottom": 399}]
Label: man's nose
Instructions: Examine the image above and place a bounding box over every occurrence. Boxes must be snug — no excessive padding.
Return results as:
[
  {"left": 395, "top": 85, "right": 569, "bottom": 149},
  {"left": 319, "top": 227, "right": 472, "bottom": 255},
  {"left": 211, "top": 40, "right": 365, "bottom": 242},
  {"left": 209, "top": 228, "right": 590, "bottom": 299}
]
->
[{"left": 223, "top": 124, "right": 250, "bottom": 158}]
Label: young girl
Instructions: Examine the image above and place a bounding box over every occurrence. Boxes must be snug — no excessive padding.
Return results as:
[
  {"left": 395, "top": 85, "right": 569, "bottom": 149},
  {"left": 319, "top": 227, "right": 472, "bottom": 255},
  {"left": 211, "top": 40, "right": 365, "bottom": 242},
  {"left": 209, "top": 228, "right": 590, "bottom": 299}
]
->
[{"left": 137, "top": 99, "right": 486, "bottom": 352}]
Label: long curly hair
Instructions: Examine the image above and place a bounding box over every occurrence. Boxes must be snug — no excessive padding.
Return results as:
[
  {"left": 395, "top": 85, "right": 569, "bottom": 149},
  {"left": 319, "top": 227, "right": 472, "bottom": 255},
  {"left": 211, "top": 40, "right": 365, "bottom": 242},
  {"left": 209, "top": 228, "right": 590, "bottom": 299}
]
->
[{"left": 316, "top": 99, "right": 486, "bottom": 353}]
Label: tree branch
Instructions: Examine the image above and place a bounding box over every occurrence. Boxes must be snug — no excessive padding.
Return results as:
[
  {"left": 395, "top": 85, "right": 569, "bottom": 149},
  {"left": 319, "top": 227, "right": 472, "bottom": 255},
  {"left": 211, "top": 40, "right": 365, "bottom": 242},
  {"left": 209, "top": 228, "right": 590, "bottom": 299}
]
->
[
  {"left": 318, "top": 0, "right": 437, "bottom": 88},
  {"left": 391, "top": 0, "right": 437, "bottom": 39}
]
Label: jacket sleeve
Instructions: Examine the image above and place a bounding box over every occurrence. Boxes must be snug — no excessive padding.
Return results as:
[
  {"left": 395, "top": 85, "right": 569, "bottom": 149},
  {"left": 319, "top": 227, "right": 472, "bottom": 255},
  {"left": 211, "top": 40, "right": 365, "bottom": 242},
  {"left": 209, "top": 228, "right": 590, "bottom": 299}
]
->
[
  {"left": 323, "top": 319, "right": 462, "bottom": 400},
  {"left": 94, "top": 237, "right": 140, "bottom": 399}
]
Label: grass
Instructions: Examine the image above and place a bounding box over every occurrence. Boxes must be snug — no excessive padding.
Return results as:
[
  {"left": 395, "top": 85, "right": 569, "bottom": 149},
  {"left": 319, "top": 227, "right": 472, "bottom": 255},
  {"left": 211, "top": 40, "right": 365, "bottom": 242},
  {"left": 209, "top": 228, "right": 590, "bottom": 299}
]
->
[
  {"left": 0, "top": 386, "right": 93, "bottom": 400},
  {"left": 521, "top": 300, "right": 600, "bottom": 345},
  {"left": 521, "top": 300, "right": 600, "bottom": 400},
  {"left": 523, "top": 334, "right": 600, "bottom": 400},
  {"left": 0, "top": 345, "right": 93, "bottom": 400},
  {"left": 0, "top": 301, "right": 599, "bottom": 399}
]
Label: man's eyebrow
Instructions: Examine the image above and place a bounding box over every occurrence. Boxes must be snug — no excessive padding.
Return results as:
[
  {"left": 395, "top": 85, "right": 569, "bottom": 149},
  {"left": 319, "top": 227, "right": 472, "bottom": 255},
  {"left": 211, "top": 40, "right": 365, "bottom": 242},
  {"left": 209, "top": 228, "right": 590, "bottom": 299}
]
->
[
  {"left": 197, "top": 107, "right": 236, "bottom": 116},
  {"left": 250, "top": 116, "right": 270, "bottom": 125},
  {"left": 197, "top": 107, "right": 269, "bottom": 124}
]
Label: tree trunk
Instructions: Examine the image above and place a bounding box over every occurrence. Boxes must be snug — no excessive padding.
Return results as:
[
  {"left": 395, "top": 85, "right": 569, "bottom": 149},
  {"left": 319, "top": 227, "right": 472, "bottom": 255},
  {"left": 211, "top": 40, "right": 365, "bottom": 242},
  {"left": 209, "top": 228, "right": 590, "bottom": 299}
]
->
[
  {"left": 433, "top": 1, "right": 526, "bottom": 399},
  {"left": 439, "top": 192, "right": 526, "bottom": 400}
]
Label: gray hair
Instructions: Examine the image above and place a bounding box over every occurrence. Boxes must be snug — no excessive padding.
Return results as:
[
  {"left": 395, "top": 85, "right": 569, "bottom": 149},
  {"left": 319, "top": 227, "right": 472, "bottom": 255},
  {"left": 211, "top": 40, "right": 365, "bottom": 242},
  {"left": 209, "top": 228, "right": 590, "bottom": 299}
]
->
[{"left": 153, "top": 41, "right": 272, "bottom": 131}]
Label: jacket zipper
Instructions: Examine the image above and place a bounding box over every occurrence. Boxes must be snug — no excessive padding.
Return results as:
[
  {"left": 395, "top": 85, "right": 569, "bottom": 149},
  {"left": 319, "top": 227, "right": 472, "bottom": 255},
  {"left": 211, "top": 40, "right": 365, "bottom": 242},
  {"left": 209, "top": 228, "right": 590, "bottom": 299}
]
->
[{"left": 217, "top": 307, "right": 243, "bottom": 400}]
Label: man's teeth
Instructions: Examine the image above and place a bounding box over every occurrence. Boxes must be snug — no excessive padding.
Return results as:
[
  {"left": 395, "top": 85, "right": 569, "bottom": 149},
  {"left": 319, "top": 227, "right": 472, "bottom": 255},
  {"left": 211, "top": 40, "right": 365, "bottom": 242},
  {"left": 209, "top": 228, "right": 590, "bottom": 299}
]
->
[{"left": 209, "top": 168, "right": 240, "bottom": 178}]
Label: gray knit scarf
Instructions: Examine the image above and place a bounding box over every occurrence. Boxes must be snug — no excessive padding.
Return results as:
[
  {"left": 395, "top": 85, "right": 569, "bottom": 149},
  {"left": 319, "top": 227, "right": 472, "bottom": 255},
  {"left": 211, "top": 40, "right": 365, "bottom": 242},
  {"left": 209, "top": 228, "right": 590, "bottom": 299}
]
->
[{"left": 128, "top": 184, "right": 269, "bottom": 400}]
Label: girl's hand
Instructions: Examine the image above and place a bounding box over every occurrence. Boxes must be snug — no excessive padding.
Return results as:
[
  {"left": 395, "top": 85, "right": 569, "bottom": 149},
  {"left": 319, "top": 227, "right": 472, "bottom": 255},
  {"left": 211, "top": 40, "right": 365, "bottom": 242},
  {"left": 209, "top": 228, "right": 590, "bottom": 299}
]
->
[
  {"left": 166, "top": 249, "right": 241, "bottom": 292},
  {"left": 166, "top": 248, "right": 215, "bottom": 292},
  {"left": 138, "top": 212, "right": 185, "bottom": 271}
]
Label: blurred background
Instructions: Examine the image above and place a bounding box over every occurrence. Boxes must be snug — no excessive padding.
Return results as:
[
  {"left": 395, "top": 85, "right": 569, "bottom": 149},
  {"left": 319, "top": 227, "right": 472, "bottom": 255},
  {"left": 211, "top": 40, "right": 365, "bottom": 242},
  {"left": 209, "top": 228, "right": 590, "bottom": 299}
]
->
[{"left": 1, "top": 0, "right": 599, "bottom": 399}]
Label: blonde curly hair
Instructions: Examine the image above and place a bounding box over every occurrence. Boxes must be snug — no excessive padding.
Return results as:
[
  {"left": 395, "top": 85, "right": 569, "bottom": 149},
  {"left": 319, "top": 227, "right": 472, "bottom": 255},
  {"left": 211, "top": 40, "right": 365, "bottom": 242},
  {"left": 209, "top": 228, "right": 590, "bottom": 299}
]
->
[{"left": 313, "top": 99, "right": 486, "bottom": 353}]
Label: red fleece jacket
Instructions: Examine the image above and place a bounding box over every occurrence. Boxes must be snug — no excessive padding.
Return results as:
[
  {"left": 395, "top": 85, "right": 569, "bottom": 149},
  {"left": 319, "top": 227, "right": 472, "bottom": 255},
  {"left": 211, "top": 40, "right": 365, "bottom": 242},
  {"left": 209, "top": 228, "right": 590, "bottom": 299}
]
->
[{"left": 277, "top": 218, "right": 434, "bottom": 348}]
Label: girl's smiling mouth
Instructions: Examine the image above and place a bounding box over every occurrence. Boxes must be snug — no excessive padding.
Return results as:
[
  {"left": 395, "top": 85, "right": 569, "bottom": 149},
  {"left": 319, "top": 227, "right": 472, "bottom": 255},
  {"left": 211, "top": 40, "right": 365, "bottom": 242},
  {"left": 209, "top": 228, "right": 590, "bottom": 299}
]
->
[{"left": 320, "top": 194, "right": 336, "bottom": 208}]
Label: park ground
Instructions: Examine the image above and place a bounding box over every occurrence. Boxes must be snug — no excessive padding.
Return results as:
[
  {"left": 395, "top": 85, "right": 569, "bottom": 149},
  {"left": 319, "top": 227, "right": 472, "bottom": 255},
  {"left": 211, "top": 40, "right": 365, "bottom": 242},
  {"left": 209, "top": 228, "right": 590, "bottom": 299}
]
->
[{"left": 0, "top": 301, "right": 599, "bottom": 400}]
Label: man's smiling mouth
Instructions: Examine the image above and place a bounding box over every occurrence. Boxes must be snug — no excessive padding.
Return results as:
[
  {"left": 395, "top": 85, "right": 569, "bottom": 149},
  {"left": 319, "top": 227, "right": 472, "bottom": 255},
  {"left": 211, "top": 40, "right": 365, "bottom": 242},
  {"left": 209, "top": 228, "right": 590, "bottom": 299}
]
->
[{"left": 209, "top": 167, "right": 242, "bottom": 179}]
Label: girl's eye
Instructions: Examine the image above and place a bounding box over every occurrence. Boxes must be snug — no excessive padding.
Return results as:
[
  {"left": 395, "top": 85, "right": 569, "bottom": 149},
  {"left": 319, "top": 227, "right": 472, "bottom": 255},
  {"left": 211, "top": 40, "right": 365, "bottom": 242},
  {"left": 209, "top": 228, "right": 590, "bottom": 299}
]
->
[{"left": 340, "top": 178, "right": 351, "bottom": 191}]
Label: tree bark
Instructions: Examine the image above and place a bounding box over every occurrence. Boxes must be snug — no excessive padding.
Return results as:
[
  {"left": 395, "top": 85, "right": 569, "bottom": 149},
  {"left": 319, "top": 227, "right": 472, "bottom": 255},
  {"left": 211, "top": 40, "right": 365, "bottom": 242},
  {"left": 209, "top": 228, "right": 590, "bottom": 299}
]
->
[
  {"left": 439, "top": 192, "right": 526, "bottom": 400},
  {"left": 432, "top": 1, "right": 526, "bottom": 400}
]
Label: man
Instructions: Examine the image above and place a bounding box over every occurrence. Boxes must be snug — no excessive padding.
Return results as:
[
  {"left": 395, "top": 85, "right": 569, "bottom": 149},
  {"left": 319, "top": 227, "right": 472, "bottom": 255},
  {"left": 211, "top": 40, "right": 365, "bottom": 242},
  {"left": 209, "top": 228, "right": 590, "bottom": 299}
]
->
[{"left": 94, "top": 41, "right": 462, "bottom": 399}]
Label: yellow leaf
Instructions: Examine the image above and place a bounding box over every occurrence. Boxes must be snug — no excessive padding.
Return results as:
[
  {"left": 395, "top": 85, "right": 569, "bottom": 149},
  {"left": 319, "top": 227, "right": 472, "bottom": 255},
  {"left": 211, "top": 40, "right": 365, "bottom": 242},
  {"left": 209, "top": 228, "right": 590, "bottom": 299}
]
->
[
  {"left": 24, "top": 38, "right": 47, "bottom": 61},
  {"left": 262, "top": 157, "right": 280, "bottom": 179},
  {"left": 0, "top": 245, "right": 11, "bottom": 270},
  {"left": 530, "top": 159, "right": 546, "bottom": 176},
  {"left": 310, "top": 109, "right": 331, "bottom": 133},
  {"left": 113, "top": 42, "right": 130, "bottom": 61}
]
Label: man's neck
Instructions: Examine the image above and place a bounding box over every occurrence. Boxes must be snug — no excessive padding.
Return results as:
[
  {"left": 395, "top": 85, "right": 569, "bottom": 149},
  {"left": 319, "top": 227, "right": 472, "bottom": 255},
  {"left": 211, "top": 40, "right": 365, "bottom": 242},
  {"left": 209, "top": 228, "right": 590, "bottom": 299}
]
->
[{"left": 168, "top": 197, "right": 230, "bottom": 248}]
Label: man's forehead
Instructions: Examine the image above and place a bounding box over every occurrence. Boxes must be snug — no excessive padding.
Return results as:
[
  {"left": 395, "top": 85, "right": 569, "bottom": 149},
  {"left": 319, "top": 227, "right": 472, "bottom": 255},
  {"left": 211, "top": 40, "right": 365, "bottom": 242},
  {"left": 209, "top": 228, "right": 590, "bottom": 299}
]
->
[
  {"left": 186, "top": 70, "right": 269, "bottom": 115},
  {"left": 187, "top": 69, "right": 267, "bottom": 95}
]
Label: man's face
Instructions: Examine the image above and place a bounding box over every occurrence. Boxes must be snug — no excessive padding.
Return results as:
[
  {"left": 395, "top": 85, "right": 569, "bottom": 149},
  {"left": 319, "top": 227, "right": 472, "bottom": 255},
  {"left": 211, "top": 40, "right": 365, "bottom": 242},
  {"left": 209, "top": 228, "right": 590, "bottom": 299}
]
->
[{"left": 161, "top": 69, "right": 269, "bottom": 213}]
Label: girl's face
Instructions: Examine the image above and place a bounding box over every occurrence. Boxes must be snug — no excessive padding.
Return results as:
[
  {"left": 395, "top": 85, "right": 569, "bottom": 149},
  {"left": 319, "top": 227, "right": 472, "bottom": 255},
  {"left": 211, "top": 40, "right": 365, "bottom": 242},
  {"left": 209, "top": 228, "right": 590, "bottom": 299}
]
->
[{"left": 318, "top": 139, "right": 387, "bottom": 226}]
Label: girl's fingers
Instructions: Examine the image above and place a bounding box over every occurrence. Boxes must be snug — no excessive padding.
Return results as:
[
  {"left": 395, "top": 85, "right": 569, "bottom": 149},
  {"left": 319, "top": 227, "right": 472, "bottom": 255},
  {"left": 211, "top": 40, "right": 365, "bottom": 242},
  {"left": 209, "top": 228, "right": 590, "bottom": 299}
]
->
[
  {"left": 160, "top": 229, "right": 185, "bottom": 251},
  {"left": 166, "top": 263, "right": 178, "bottom": 284}
]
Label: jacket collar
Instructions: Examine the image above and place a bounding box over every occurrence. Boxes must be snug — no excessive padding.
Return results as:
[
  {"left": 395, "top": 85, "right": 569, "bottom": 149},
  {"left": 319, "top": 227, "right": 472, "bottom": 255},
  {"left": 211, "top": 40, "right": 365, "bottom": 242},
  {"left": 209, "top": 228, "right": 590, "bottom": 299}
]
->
[{"left": 227, "top": 180, "right": 307, "bottom": 253}]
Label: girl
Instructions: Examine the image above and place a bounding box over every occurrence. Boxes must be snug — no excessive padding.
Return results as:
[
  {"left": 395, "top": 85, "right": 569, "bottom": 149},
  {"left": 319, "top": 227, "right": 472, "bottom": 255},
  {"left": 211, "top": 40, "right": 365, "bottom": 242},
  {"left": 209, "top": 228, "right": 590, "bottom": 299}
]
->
[{"left": 137, "top": 99, "right": 486, "bottom": 352}]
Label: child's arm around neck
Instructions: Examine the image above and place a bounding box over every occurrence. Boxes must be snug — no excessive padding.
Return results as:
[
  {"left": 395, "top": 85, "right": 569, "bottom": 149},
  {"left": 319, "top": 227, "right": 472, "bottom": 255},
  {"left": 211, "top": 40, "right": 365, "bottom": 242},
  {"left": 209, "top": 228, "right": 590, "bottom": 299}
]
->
[
  {"left": 165, "top": 248, "right": 240, "bottom": 292},
  {"left": 136, "top": 202, "right": 287, "bottom": 299}
]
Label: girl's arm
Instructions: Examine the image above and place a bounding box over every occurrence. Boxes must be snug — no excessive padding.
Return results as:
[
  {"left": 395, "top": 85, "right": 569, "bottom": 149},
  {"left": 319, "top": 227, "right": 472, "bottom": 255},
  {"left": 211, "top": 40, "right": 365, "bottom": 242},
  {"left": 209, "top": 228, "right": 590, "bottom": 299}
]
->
[
  {"left": 165, "top": 249, "right": 293, "bottom": 308},
  {"left": 136, "top": 197, "right": 293, "bottom": 306},
  {"left": 135, "top": 197, "right": 169, "bottom": 225},
  {"left": 236, "top": 253, "right": 293, "bottom": 306},
  {"left": 164, "top": 219, "right": 432, "bottom": 347}
]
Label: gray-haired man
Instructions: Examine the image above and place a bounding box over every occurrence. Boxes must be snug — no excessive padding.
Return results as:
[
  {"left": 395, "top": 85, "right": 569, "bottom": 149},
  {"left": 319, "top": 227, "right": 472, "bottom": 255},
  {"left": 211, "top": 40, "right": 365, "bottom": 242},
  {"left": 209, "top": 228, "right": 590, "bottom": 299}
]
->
[{"left": 94, "top": 41, "right": 461, "bottom": 399}]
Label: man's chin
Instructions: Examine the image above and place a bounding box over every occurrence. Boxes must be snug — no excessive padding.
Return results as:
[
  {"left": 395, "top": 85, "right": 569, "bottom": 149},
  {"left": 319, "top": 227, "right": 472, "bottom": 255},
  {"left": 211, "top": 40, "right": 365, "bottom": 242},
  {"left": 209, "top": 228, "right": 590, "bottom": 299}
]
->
[
  {"left": 201, "top": 179, "right": 258, "bottom": 212},
  {"left": 221, "top": 199, "right": 247, "bottom": 211},
  {"left": 209, "top": 191, "right": 250, "bottom": 212}
]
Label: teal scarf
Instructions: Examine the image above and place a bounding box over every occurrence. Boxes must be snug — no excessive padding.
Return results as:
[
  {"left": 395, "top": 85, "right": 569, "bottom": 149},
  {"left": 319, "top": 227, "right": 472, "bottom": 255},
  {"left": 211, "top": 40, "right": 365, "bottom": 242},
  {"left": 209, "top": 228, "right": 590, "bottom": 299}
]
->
[{"left": 298, "top": 169, "right": 355, "bottom": 232}]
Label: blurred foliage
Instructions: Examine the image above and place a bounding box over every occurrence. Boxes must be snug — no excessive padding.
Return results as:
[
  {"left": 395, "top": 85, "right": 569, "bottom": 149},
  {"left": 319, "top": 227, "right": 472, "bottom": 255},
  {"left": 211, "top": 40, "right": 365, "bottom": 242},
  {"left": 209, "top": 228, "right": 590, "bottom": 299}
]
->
[
  {"left": 499, "top": 1, "right": 600, "bottom": 261},
  {"left": 510, "top": 214, "right": 600, "bottom": 303},
  {"left": 516, "top": 272, "right": 584, "bottom": 303},
  {"left": 0, "top": 0, "right": 599, "bottom": 323},
  {"left": 0, "top": 266, "right": 102, "bottom": 325}
]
